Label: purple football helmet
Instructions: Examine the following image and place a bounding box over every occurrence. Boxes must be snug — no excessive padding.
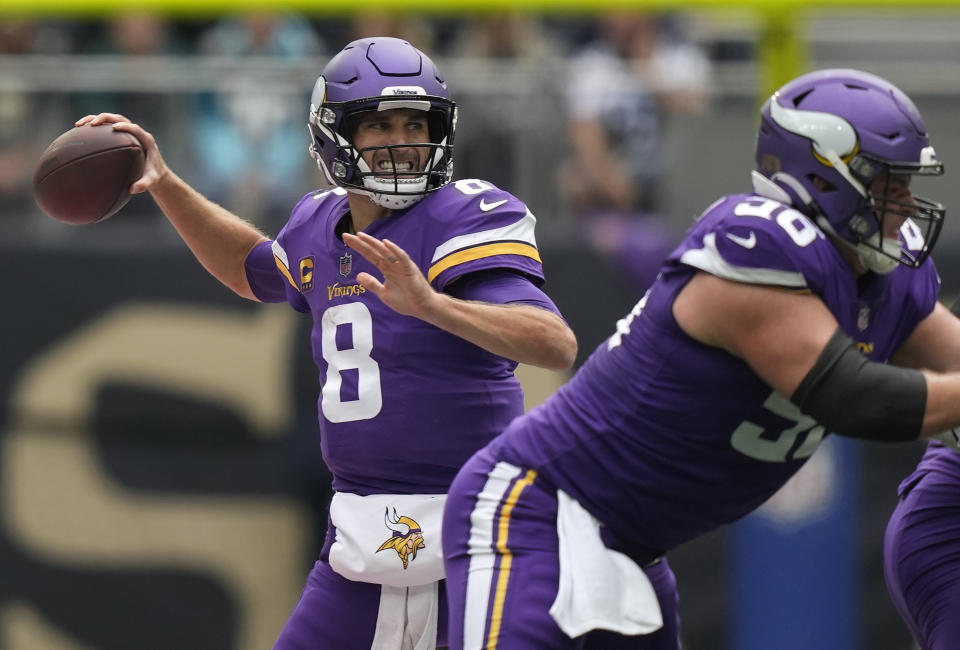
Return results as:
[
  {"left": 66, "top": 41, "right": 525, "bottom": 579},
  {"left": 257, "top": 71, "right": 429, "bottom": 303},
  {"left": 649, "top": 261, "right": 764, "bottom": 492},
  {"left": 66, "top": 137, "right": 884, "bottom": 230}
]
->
[
  {"left": 308, "top": 37, "right": 456, "bottom": 209},
  {"left": 754, "top": 69, "right": 944, "bottom": 274}
]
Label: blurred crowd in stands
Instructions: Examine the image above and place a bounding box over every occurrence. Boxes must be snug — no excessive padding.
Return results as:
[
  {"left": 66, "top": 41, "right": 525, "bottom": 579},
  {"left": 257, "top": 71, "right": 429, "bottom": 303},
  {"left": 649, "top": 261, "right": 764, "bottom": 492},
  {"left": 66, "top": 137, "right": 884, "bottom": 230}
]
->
[{"left": 2, "top": 11, "right": 715, "bottom": 291}]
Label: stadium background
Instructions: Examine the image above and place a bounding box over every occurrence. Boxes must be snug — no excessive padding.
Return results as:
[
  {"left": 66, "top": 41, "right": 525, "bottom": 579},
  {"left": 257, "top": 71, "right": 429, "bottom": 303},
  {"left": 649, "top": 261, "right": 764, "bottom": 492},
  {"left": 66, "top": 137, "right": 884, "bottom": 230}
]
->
[{"left": 1, "top": 3, "right": 959, "bottom": 649}]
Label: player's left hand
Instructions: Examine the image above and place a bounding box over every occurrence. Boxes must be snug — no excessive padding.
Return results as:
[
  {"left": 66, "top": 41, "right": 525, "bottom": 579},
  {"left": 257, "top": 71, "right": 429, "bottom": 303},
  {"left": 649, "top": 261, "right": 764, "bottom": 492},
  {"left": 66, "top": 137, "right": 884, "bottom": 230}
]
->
[{"left": 343, "top": 232, "right": 440, "bottom": 319}]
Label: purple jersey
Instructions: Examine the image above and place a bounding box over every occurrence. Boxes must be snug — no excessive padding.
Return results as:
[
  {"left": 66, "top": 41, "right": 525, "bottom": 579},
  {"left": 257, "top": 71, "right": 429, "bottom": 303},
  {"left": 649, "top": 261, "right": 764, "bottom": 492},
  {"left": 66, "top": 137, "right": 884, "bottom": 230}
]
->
[
  {"left": 884, "top": 441, "right": 960, "bottom": 649},
  {"left": 495, "top": 192, "right": 939, "bottom": 562},
  {"left": 900, "top": 440, "right": 960, "bottom": 491},
  {"left": 879, "top": 290, "right": 960, "bottom": 650},
  {"left": 254, "top": 180, "right": 545, "bottom": 495}
]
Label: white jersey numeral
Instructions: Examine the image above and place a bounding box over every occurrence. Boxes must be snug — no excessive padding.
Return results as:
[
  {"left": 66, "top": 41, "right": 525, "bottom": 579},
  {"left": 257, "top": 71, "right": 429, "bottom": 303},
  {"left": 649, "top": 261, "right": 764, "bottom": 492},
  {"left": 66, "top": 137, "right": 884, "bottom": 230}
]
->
[
  {"left": 454, "top": 179, "right": 494, "bottom": 195},
  {"left": 734, "top": 198, "right": 819, "bottom": 247},
  {"left": 608, "top": 290, "right": 650, "bottom": 350},
  {"left": 730, "top": 391, "right": 825, "bottom": 462},
  {"left": 320, "top": 302, "right": 383, "bottom": 423},
  {"left": 901, "top": 219, "right": 925, "bottom": 252}
]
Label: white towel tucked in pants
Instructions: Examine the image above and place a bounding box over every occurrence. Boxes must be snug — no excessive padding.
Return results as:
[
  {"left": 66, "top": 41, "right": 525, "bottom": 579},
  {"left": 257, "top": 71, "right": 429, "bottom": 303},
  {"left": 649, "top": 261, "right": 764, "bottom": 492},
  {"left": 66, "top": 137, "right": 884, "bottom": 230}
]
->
[
  {"left": 371, "top": 582, "right": 439, "bottom": 650},
  {"left": 549, "top": 490, "right": 664, "bottom": 638}
]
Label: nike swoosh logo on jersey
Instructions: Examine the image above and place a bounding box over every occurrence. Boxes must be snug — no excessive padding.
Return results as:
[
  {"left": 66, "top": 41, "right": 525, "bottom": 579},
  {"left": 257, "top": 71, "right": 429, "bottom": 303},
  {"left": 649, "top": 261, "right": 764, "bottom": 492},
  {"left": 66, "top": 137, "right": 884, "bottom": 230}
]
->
[
  {"left": 725, "top": 231, "right": 757, "bottom": 249},
  {"left": 479, "top": 198, "right": 508, "bottom": 212}
]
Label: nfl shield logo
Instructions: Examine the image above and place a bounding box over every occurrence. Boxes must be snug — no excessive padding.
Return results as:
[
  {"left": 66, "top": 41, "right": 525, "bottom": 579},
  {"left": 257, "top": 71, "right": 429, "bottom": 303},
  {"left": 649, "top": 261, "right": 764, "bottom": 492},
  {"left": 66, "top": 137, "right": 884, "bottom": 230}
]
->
[
  {"left": 339, "top": 252, "right": 353, "bottom": 277},
  {"left": 857, "top": 305, "right": 870, "bottom": 331}
]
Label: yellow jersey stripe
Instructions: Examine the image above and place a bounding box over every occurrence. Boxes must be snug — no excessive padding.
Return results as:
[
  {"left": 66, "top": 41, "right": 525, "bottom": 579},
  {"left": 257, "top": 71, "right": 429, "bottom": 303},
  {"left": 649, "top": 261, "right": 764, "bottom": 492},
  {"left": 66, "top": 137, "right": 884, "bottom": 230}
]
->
[
  {"left": 431, "top": 209, "right": 538, "bottom": 263},
  {"left": 485, "top": 468, "right": 538, "bottom": 650},
  {"left": 427, "top": 242, "right": 541, "bottom": 284},
  {"left": 274, "top": 254, "right": 299, "bottom": 290}
]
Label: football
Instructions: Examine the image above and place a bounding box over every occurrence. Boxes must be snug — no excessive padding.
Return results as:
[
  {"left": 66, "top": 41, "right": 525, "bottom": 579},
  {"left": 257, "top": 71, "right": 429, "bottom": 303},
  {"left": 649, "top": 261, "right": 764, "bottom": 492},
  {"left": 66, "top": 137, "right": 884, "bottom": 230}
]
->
[{"left": 33, "top": 124, "right": 145, "bottom": 225}]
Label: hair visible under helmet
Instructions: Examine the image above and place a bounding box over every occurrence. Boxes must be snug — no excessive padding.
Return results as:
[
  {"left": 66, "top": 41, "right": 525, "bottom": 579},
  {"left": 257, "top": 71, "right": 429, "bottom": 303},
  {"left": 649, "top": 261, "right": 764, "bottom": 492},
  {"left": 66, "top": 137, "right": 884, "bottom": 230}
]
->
[
  {"left": 307, "top": 37, "right": 457, "bottom": 210},
  {"left": 753, "top": 68, "right": 945, "bottom": 274}
]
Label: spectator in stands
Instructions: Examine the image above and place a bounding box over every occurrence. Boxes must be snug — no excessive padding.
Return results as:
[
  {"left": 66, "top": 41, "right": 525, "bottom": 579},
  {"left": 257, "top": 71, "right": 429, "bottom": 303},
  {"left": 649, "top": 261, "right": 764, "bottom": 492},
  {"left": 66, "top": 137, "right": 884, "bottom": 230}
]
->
[
  {"left": 0, "top": 19, "right": 72, "bottom": 226},
  {"left": 70, "top": 11, "right": 189, "bottom": 135},
  {"left": 69, "top": 11, "right": 190, "bottom": 226},
  {"left": 558, "top": 11, "right": 711, "bottom": 293},
  {"left": 192, "top": 12, "right": 324, "bottom": 231},
  {"left": 447, "top": 14, "right": 561, "bottom": 195},
  {"left": 348, "top": 12, "right": 437, "bottom": 54}
]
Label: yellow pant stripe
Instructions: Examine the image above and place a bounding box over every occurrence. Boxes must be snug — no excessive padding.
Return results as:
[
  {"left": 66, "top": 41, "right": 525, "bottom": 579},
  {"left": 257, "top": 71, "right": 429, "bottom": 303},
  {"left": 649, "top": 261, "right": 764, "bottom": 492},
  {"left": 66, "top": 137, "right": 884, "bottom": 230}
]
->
[{"left": 485, "top": 468, "right": 538, "bottom": 650}]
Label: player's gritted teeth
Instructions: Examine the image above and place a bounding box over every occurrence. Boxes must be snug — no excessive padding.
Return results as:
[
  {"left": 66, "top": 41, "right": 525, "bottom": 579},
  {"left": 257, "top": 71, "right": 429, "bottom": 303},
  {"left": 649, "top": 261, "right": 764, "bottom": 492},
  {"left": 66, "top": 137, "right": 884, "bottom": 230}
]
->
[
  {"left": 374, "top": 155, "right": 422, "bottom": 178},
  {"left": 377, "top": 159, "right": 415, "bottom": 172}
]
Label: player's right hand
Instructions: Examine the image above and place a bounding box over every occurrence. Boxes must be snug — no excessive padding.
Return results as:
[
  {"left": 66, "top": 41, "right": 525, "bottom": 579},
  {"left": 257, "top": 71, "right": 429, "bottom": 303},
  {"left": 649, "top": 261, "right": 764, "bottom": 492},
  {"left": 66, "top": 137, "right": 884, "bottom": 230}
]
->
[{"left": 75, "top": 113, "right": 167, "bottom": 195}]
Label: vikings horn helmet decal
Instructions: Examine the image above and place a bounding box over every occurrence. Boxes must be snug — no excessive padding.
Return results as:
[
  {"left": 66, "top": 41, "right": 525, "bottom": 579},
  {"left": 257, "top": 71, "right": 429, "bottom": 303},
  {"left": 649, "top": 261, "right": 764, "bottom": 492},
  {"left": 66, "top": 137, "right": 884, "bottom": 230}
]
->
[{"left": 768, "top": 97, "right": 860, "bottom": 179}]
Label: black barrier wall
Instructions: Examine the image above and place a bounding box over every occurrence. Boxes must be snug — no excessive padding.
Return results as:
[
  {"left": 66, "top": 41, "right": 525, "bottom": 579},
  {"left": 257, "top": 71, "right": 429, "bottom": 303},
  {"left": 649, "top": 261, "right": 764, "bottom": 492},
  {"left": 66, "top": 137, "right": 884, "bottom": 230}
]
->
[{"left": 0, "top": 245, "right": 329, "bottom": 649}]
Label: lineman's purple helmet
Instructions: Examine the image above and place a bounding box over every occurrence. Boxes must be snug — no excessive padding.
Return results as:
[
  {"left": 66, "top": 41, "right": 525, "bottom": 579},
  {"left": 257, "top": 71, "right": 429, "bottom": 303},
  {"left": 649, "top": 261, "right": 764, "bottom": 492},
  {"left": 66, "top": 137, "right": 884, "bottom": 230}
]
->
[{"left": 755, "top": 69, "right": 944, "bottom": 273}]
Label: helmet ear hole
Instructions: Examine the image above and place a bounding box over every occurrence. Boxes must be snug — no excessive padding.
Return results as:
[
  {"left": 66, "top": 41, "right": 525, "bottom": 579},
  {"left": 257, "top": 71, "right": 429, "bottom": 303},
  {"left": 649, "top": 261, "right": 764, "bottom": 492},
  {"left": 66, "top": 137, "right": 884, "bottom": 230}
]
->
[{"left": 809, "top": 175, "right": 837, "bottom": 192}]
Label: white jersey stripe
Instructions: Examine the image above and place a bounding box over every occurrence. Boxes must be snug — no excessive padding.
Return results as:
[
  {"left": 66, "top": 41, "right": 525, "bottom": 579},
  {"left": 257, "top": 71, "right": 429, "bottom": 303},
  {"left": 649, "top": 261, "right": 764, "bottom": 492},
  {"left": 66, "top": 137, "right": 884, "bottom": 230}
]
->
[
  {"left": 680, "top": 232, "right": 808, "bottom": 289},
  {"left": 272, "top": 239, "right": 291, "bottom": 272},
  {"left": 431, "top": 210, "right": 538, "bottom": 264}
]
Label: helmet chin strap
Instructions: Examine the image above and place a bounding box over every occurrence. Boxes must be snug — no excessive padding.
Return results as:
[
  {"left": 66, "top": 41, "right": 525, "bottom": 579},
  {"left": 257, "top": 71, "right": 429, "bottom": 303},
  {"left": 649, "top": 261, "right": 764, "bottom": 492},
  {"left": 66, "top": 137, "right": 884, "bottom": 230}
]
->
[
  {"left": 347, "top": 183, "right": 426, "bottom": 210},
  {"left": 815, "top": 216, "right": 900, "bottom": 275},
  {"left": 854, "top": 234, "right": 901, "bottom": 275}
]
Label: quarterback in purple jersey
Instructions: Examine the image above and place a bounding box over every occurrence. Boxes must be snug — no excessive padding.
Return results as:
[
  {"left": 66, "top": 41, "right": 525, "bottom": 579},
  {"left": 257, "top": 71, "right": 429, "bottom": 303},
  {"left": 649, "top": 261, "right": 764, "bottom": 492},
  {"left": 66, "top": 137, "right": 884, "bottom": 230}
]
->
[
  {"left": 442, "top": 69, "right": 960, "bottom": 650},
  {"left": 884, "top": 300, "right": 960, "bottom": 650},
  {"left": 77, "top": 37, "right": 576, "bottom": 650}
]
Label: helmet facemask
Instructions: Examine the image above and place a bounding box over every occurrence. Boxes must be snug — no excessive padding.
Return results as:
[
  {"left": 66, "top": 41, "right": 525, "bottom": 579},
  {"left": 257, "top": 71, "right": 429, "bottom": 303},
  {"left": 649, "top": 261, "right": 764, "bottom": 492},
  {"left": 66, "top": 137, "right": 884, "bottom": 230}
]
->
[
  {"left": 843, "top": 152, "right": 945, "bottom": 273},
  {"left": 309, "top": 95, "right": 456, "bottom": 210},
  {"left": 347, "top": 105, "right": 454, "bottom": 209}
]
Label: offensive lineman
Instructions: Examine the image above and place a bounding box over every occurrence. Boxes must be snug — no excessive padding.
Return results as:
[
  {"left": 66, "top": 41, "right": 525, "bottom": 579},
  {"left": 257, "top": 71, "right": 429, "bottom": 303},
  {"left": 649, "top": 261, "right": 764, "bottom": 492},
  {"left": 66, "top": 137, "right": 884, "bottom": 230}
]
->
[{"left": 442, "top": 69, "right": 960, "bottom": 649}]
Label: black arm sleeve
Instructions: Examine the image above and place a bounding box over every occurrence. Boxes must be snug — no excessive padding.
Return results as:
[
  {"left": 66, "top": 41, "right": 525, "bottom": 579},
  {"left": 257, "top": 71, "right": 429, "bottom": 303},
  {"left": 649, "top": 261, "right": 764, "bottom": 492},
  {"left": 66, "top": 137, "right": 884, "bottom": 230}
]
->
[{"left": 791, "top": 327, "right": 926, "bottom": 442}]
